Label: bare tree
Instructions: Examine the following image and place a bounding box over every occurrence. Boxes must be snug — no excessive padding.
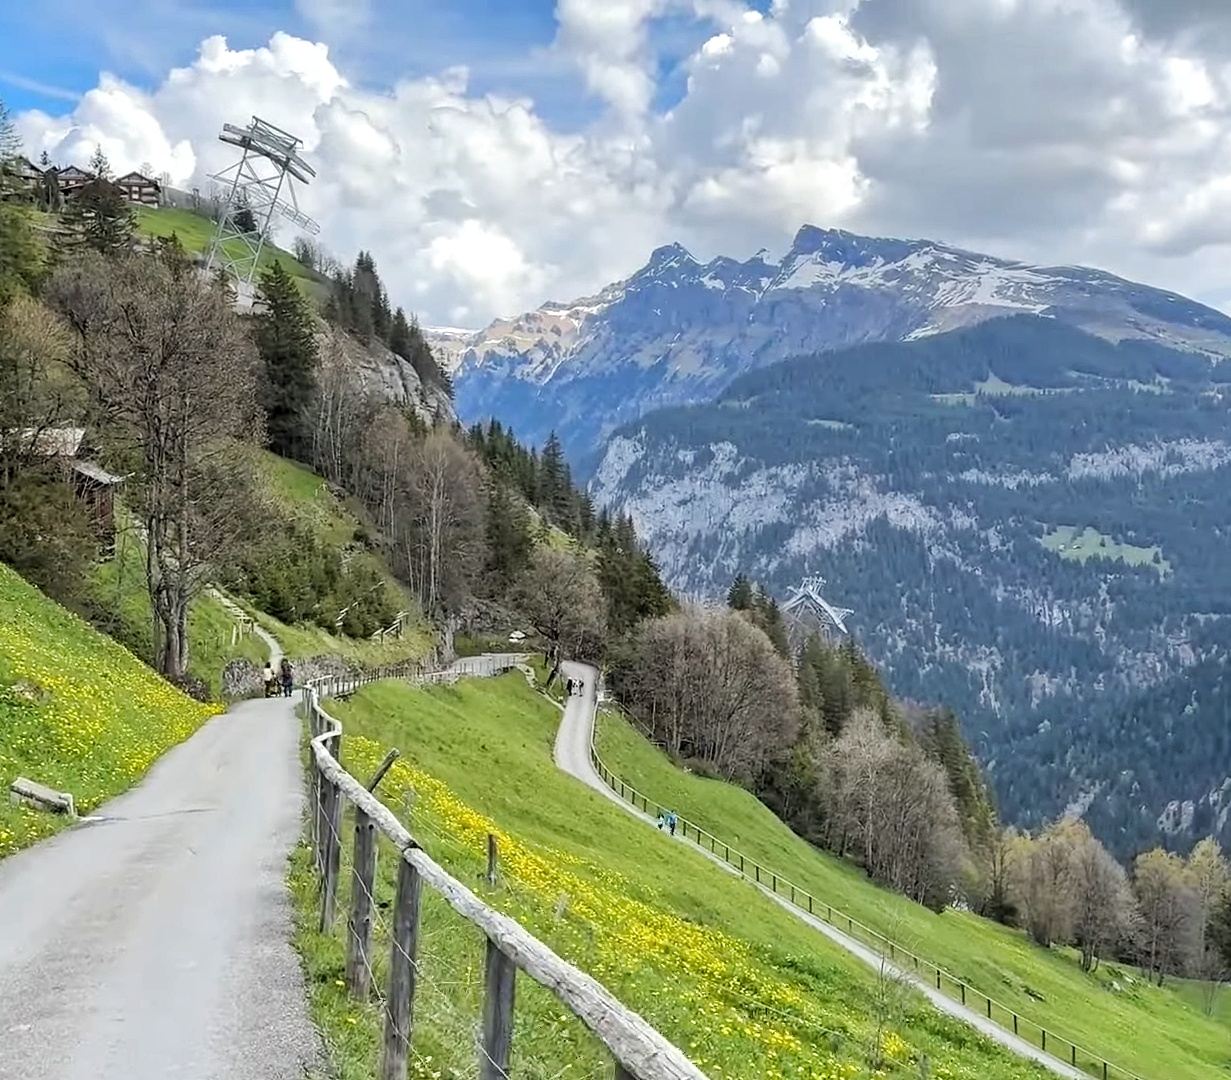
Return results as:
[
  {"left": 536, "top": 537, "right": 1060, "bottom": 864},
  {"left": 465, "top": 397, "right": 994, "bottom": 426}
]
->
[
  {"left": 826, "top": 710, "right": 966, "bottom": 909},
  {"left": 398, "top": 429, "right": 485, "bottom": 618},
  {"left": 1188, "top": 838, "right": 1229, "bottom": 1011},
  {"left": 1007, "top": 822, "right": 1079, "bottom": 949},
  {"left": 622, "top": 607, "right": 796, "bottom": 782},
  {"left": 1068, "top": 822, "right": 1135, "bottom": 972},
  {"left": 513, "top": 546, "right": 606, "bottom": 674},
  {"left": 0, "top": 295, "right": 80, "bottom": 486},
  {"left": 1133, "top": 848, "right": 1200, "bottom": 985},
  {"left": 48, "top": 251, "right": 262, "bottom": 682}
]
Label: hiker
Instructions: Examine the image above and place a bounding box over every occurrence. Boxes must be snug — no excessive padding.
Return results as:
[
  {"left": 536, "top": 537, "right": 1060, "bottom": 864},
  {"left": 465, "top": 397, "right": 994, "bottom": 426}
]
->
[
  {"left": 262, "top": 662, "right": 277, "bottom": 699},
  {"left": 656, "top": 812, "right": 665, "bottom": 830},
  {"left": 667, "top": 811, "right": 678, "bottom": 836},
  {"left": 280, "top": 657, "right": 294, "bottom": 697},
  {"left": 565, "top": 677, "right": 574, "bottom": 697}
]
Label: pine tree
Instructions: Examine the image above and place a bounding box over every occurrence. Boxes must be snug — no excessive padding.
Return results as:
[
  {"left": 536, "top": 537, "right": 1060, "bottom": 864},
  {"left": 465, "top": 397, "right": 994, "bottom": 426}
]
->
[
  {"left": 483, "top": 482, "right": 533, "bottom": 595},
  {"left": 538, "top": 432, "right": 569, "bottom": 524},
  {"left": 0, "top": 99, "right": 20, "bottom": 198},
  {"left": 61, "top": 178, "right": 134, "bottom": 255},
  {"left": 38, "top": 150, "right": 51, "bottom": 168},
  {"left": 727, "top": 573, "right": 754, "bottom": 610},
  {"left": 87, "top": 144, "right": 112, "bottom": 180},
  {"left": 254, "top": 260, "right": 320, "bottom": 462}
]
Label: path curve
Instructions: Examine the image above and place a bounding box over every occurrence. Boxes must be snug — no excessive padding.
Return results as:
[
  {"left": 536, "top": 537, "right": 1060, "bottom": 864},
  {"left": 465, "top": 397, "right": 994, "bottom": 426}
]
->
[
  {"left": 0, "top": 668, "right": 317, "bottom": 1078},
  {"left": 553, "top": 661, "right": 1086, "bottom": 1080}
]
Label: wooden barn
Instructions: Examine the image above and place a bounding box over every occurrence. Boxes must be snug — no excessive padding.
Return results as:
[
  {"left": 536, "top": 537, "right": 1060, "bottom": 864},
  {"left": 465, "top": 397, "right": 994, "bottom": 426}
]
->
[
  {"left": 70, "top": 460, "right": 124, "bottom": 554},
  {"left": 19, "top": 427, "right": 125, "bottom": 556}
]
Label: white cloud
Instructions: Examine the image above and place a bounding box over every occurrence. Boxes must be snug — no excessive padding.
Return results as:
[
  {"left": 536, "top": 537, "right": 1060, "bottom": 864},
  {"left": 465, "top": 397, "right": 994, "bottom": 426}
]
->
[{"left": 15, "top": 2, "right": 1231, "bottom": 325}]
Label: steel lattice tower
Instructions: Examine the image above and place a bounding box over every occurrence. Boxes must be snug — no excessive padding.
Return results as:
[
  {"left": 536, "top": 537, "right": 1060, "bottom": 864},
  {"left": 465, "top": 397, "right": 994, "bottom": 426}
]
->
[{"left": 203, "top": 116, "right": 320, "bottom": 297}]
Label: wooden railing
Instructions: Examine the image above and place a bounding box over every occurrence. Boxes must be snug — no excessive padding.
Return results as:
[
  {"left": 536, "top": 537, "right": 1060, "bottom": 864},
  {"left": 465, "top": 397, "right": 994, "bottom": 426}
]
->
[
  {"left": 587, "top": 702, "right": 1148, "bottom": 1080},
  {"left": 303, "top": 666, "right": 710, "bottom": 1080}
]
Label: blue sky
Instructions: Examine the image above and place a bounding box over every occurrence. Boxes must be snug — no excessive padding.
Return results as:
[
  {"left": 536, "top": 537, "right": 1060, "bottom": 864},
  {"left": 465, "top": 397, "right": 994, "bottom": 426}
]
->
[{"left": 0, "top": 0, "right": 746, "bottom": 127}]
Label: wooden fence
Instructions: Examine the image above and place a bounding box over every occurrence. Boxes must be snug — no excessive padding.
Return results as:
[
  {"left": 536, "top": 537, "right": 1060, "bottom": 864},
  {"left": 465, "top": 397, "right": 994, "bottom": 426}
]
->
[
  {"left": 587, "top": 703, "right": 1148, "bottom": 1080},
  {"left": 303, "top": 666, "right": 710, "bottom": 1080}
]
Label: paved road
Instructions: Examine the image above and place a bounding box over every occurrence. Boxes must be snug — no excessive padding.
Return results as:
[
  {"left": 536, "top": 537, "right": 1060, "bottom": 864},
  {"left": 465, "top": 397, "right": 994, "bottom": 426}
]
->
[
  {"left": 553, "top": 661, "right": 1086, "bottom": 1080},
  {"left": 0, "top": 690, "right": 319, "bottom": 1079}
]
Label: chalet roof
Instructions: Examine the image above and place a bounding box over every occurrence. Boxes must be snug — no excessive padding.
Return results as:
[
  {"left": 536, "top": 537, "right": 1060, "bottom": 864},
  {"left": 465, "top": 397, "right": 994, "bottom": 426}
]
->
[
  {"left": 116, "top": 171, "right": 160, "bottom": 188},
  {"left": 58, "top": 165, "right": 93, "bottom": 180},
  {"left": 72, "top": 460, "right": 125, "bottom": 486},
  {"left": 10, "top": 156, "right": 43, "bottom": 176}
]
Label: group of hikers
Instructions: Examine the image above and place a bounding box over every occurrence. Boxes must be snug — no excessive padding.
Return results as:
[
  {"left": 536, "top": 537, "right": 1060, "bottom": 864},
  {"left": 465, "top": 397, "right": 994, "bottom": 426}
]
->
[
  {"left": 564, "top": 676, "right": 584, "bottom": 697},
  {"left": 656, "top": 810, "right": 678, "bottom": 835},
  {"left": 262, "top": 658, "right": 295, "bottom": 699}
]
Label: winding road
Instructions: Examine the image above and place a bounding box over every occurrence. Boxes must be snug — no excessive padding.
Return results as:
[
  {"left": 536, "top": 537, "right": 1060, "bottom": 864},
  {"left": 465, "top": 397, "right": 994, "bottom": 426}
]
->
[{"left": 553, "top": 660, "right": 1087, "bottom": 1080}]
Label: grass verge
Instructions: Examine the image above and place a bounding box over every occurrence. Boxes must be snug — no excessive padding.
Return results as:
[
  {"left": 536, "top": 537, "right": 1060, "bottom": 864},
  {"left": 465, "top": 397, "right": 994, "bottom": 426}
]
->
[
  {"left": 595, "top": 708, "right": 1231, "bottom": 1080},
  {"left": 0, "top": 563, "right": 220, "bottom": 856},
  {"left": 291, "top": 672, "right": 1057, "bottom": 1080}
]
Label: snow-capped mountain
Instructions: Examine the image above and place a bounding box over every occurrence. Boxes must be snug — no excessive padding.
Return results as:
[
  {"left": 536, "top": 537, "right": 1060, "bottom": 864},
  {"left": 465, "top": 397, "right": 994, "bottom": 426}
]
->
[{"left": 434, "top": 225, "right": 1231, "bottom": 465}]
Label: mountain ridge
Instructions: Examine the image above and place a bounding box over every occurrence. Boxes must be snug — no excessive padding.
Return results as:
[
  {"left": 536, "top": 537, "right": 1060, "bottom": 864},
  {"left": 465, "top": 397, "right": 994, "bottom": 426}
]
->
[{"left": 435, "top": 224, "right": 1231, "bottom": 465}]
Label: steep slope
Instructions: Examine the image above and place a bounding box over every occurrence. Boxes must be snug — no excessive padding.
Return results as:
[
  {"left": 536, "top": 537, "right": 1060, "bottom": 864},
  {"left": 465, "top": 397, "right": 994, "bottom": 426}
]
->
[
  {"left": 439, "top": 225, "right": 1231, "bottom": 465},
  {"left": 309, "top": 671, "right": 1054, "bottom": 1080},
  {"left": 0, "top": 564, "right": 221, "bottom": 856},
  {"left": 588, "top": 697, "right": 1230, "bottom": 1080},
  {"left": 589, "top": 315, "right": 1231, "bottom": 855}
]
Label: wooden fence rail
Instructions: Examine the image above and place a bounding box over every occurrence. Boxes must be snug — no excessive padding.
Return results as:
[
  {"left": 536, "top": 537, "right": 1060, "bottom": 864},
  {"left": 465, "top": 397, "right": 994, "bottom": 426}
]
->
[
  {"left": 586, "top": 699, "right": 1147, "bottom": 1080},
  {"left": 304, "top": 666, "right": 710, "bottom": 1080}
]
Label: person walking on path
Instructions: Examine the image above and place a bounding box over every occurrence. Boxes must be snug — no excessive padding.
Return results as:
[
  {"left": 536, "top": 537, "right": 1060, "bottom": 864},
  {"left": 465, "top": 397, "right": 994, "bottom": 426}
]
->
[
  {"left": 280, "top": 657, "right": 294, "bottom": 697},
  {"left": 565, "top": 677, "right": 574, "bottom": 697},
  {"left": 667, "top": 811, "right": 678, "bottom": 836},
  {"left": 262, "top": 662, "right": 277, "bottom": 699}
]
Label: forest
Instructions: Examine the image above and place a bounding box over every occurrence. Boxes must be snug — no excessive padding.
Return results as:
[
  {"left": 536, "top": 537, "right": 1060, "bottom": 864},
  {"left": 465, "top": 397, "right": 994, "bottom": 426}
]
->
[{"left": 605, "top": 314, "right": 1231, "bottom": 856}]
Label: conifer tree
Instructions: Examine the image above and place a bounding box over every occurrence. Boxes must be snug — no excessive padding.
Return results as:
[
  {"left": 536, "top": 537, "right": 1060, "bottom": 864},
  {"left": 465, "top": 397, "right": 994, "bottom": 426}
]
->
[
  {"left": 61, "top": 177, "right": 134, "bottom": 255},
  {"left": 483, "top": 481, "right": 533, "bottom": 595},
  {"left": 254, "top": 260, "right": 319, "bottom": 462},
  {"left": 87, "top": 144, "right": 112, "bottom": 180},
  {"left": 727, "top": 573, "right": 754, "bottom": 610}
]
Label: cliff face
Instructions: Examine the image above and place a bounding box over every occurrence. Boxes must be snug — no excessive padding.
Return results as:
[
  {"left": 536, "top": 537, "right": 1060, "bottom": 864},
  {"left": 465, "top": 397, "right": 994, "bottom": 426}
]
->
[{"left": 318, "top": 324, "right": 456, "bottom": 425}]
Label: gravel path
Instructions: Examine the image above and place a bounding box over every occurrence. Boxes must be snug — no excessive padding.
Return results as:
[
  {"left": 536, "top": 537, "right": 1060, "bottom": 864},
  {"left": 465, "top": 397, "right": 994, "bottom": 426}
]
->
[
  {"left": 553, "top": 660, "right": 1086, "bottom": 1080},
  {"left": 0, "top": 688, "right": 320, "bottom": 1080}
]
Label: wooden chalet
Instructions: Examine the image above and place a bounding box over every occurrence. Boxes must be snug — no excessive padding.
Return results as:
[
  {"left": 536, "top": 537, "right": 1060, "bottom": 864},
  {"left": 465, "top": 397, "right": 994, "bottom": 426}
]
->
[
  {"left": 114, "top": 170, "right": 161, "bottom": 206},
  {"left": 2, "top": 156, "right": 44, "bottom": 196},
  {"left": 54, "top": 165, "right": 93, "bottom": 198}
]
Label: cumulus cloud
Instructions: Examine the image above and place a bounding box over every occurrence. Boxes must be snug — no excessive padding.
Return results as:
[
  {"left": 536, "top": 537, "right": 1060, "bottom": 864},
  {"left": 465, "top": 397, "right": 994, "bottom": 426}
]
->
[{"left": 16, "top": 0, "right": 1231, "bottom": 323}]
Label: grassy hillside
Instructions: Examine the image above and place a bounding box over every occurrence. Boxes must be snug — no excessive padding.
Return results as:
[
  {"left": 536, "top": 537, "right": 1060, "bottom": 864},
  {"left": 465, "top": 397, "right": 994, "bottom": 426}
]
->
[
  {"left": 595, "top": 709, "right": 1230, "bottom": 1080},
  {"left": 293, "top": 673, "right": 1056, "bottom": 1080},
  {"left": 244, "top": 452, "right": 435, "bottom": 667},
  {"left": 133, "top": 206, "right": 327, "bottom": 299},
  {"left": 0, "top": 564, "right": 220, "bottom": 857}
]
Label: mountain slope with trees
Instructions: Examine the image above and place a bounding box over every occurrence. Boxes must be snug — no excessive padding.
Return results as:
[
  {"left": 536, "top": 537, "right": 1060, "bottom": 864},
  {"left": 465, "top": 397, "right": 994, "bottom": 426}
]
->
[{"left": 592, "top": 314, "right": 1231, "bottom": 858}]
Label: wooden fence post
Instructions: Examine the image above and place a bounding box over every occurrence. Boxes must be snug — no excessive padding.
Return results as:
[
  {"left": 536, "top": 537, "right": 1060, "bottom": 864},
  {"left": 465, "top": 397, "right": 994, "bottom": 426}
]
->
[
  {"left": 314, "top": 762, "right": 331, "bottom": 873},
  {"left": 481, "top": 938, "right": 516, "bottom": 1079},
  {"left": 487, "top": 833, "right": 499, "bottom": 887},
  {"left": 346, "top": 808, "right": 378, "bottom": 998},
  {"left": 382, "top": 854, "right": 423, "bottom": 1080},
  {"left": 319, "top": 778, "right": 343, "bottom": 932}
]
